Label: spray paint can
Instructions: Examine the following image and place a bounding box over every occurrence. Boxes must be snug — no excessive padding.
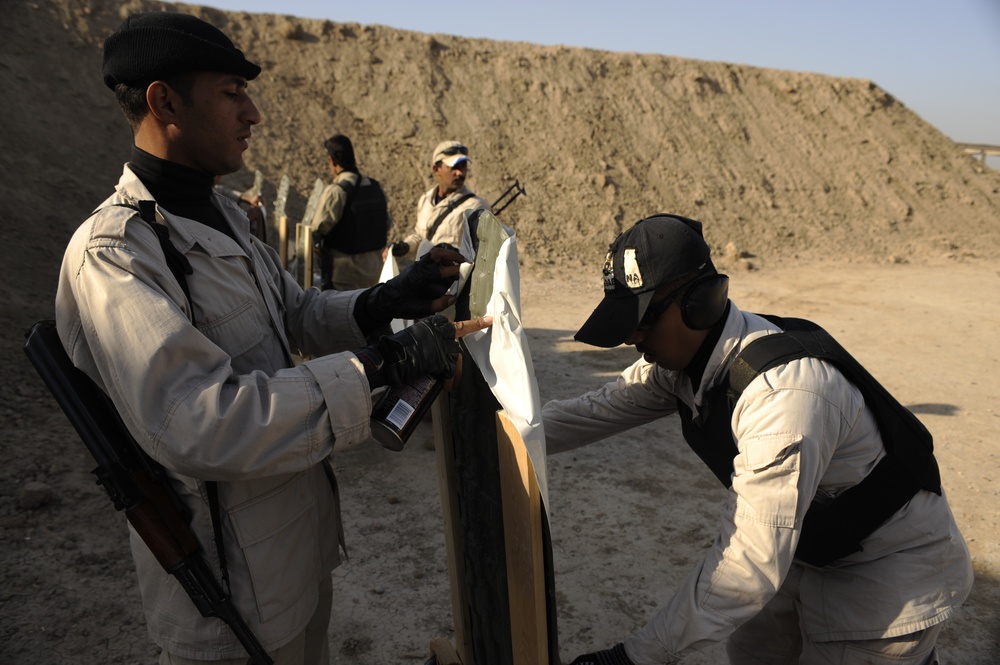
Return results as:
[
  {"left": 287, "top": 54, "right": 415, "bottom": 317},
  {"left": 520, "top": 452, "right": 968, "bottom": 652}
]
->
[{"left": 370, "top": 375, "right": 444, "bottom": 451}]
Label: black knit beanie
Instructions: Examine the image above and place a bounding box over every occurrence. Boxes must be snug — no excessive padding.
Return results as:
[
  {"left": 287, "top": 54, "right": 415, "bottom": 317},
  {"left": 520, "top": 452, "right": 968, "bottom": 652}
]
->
[{"left": 102, "top": 12, "right": 261, "bottom": 90}]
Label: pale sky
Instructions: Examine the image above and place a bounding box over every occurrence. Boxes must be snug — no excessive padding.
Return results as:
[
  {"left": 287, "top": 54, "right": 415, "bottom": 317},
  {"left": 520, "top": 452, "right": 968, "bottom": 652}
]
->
[{"left": 202, "top": 0, "right": 1000, "bottom": 165}]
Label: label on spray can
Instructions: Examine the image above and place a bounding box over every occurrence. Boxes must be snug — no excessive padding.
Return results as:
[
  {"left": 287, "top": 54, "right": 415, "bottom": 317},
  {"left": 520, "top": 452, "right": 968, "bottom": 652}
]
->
[{"left": 370, "top": 375, "right": 443, "bottom": 451}]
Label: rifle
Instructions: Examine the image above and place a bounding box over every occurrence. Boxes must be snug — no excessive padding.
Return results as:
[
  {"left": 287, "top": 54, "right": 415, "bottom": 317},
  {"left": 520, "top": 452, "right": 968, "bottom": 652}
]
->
[
  {"left": 490, "top": 179, "right": 527, "bottom": 216},
  {"left": 23, "top": 320, "right": 273, "bottom": 665}
]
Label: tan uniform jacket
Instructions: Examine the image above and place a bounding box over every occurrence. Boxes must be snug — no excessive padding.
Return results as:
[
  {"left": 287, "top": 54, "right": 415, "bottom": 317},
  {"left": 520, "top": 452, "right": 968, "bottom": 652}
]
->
[
  {"left": 542, "top": 304, "right": 973, "bottom": 664},
  {"left": 402, "top": 185, "right": 489, "bottom": 259},
  {"left": 56, "top": 166, "right": 375, "bottom": 659}
]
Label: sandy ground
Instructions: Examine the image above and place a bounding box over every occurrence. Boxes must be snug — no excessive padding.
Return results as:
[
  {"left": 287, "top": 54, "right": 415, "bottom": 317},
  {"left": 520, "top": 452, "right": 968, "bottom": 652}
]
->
[
  {"left": 1, "top": 4, "right": 998, "bottom": 661},
  {"left": 3, "top": 259, "right": 998, "bottom": 664},
  {"left": 332, "top": 257, "right": 1000, "bottom": 664}
]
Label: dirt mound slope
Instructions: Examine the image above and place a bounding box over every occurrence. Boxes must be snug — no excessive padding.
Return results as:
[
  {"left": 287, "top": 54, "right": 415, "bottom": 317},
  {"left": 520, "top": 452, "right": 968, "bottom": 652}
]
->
[
  {"left": 2, "top": 2, "right": 1000, "bottom": 662},
  {"left": 4, "top": 0, "right": 1000, "bottom": 288}
]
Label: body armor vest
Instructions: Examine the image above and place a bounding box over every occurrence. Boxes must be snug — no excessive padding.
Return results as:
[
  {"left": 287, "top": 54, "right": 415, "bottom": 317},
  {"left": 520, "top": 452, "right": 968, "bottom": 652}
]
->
[
  {"left": 677, "top": 316, "right": 940, "bottom": 567},
  {"left": 324, "top": 177, "right": 389, "bottom": 255}
]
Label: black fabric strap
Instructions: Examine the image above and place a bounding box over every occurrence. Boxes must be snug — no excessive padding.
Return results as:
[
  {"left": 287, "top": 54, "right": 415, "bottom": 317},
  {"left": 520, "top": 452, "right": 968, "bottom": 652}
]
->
[
  {"left": 425, "top": 192, "right": 473, "bottom": 242},
  {"left": 324, "top": 179, "right": 358, "bottom": 252},
  {"left": 331, "top": 178, "right": 358, "bottom": 224},
  {"left": 109, "top": 201, "right": 194, "bottom": 325},
  {"left": 204, "top": 480, "right": 231, "bottom": 596},
  {"left": 796, "top": 453, "right": 921, "bottom": 566},
  {"left": 106, "top": 202, "right": 233, "bottom": 586},
  {"left": 333, "top": 178, "right": 357, "bottom": 198},
  {"left": 740, "top": 317, "right": 940, "bottom": 492},
  {"left": 721, "top": 317, "right": 941, "bottom": 567}
]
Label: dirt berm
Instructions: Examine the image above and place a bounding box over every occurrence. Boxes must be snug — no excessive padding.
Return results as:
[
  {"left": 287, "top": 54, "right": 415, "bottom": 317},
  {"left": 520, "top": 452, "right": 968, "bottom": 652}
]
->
[{"left": 2, "top": 1, "right": 999, "bottom": 663}]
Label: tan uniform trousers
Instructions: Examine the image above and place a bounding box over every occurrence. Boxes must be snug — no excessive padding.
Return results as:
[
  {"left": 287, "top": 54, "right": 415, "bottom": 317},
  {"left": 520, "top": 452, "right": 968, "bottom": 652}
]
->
[
  {"left": 159, "top": 574, "right": 333, "bottom": 665},
  {"left": 726, "top": 565, "right": 942, "bottom": 665}
]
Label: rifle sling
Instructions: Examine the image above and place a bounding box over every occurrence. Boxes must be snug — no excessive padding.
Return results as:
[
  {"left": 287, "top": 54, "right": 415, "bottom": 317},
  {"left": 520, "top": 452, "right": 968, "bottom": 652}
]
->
[
  {"left": 109, "top": 201, "right": 230, "bottom": 591},
  {"left": 425, "top": 192, "right": 473, "bottom": 242}
]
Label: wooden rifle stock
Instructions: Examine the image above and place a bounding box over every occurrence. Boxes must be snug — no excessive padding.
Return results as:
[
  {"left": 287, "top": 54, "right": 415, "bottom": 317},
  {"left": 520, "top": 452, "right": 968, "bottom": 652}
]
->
[{"left": 23, "top": 320, "right": 273, "bottom": 665}]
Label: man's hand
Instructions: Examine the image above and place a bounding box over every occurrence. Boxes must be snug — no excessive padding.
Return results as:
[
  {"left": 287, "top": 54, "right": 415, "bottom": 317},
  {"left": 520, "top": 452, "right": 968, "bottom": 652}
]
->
[
  {"left": 364, "top": 244, "right": 465, "bottom": 323},
  {"left": 354, "top": 315, "right": 492, "bottom": 391},
  {"left": 570, "top": 644, "right": 635, "bottom": 665},
  {"left": 379, "top": 315, "right": 459, "bottom": 385}
]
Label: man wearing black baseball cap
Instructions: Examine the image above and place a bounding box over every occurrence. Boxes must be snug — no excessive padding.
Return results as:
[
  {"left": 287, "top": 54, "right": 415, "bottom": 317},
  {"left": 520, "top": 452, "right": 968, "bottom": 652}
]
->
[
  {"left": 544, "top": 214, "right": 971, "bottom": 664},
  {"left": 573, "top": 214, "right": 728, "bottom": 354},
  {"left": 54, "top": 11, "right": 489, "bottom": 664}
]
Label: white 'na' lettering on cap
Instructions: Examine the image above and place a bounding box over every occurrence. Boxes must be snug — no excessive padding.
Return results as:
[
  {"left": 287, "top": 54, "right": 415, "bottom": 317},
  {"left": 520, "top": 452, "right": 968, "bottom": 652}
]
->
[{"left": 623, "top": 248, "right": 642, "bottom": 289}]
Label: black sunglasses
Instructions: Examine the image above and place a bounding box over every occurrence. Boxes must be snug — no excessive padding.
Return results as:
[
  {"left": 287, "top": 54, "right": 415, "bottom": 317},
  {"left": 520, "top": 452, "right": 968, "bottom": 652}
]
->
[
  {"left": 635, "top": 283, "right": 688, "bottom": 331},
  {"left": 439, "top": 145, "right": 469, "bottom": 157}
]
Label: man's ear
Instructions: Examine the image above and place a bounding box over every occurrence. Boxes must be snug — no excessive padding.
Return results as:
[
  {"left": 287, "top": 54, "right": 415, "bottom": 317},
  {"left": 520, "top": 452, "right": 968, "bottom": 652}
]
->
[{"left": 145, "top": 81, "right": 179, "bottom": 123}]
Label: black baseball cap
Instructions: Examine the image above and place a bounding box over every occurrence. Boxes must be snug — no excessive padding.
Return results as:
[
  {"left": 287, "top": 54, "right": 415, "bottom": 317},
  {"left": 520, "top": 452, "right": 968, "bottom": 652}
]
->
[
  {"left": 574, "top": 214, "right": 714, "bottom": 348},
  {"left": 102, "top": 12, "right": 261, "bottom": 90}
]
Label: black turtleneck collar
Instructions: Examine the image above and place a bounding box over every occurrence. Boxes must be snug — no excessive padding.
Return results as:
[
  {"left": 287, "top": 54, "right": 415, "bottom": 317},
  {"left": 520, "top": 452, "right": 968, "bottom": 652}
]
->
[
  {"left": 128, "top": 146, "right": 235, "bottom": 240},
  {"left": 684, "top": 301, "right": 732, "bottom": 390}
]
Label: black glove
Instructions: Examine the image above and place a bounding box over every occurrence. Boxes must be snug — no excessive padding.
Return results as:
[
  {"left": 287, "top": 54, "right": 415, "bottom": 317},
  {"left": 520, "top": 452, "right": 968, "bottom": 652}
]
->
[
  {"left": 355, "top": 315, "right": 459, "bottom": 390},
  {"left": 361, "top": 243, "right": 460, "bottom": 324},
  {"left": 570, "top": 644, "right": 635, "bottom": 665},
  {"left": 390, "top": 241, "right": 410, "bottom": 257}
]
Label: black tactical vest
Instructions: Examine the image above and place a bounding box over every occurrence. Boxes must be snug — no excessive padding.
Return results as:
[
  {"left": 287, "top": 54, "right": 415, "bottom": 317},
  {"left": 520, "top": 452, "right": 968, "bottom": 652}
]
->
[
  {"left": 324, "top": 177, "right": 389, "bottom": 255},
  {"left": 677, "top": 315, "right": 940, "bottom": 567}
]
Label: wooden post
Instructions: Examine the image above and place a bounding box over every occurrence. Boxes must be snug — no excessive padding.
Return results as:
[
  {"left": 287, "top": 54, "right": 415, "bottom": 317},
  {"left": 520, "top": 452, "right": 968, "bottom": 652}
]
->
[
  {"left": 294, "top": 224, "right": 305, "bottom": 287},
  {"left": 302, "top": 225, "right": 314, "bottom": 289},
  {"left": 432, "top": 395, "right": 474, "bottom": 662},
  {"left": 292, "top": 224, "right": 315, "bottom": 289},
  {"left": 433, "top": 209, "right": 558, "bottom": 665},
  {"left": 274, "top": 174, "right": 290, "bottom": 263},
  {"left": 278, "top": 215, "right": 289, "bottom": 266},
  {"left": 497, "top": 410, "right": 549, "bottom": 665}
]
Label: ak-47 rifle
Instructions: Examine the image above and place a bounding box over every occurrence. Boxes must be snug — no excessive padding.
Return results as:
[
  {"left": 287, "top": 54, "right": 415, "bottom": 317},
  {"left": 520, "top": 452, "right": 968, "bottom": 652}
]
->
[
  {"left": 490, "top": 179, "right": 527, "bottom": 216},
  {"left": 23, "top": 320, "right": 273, "bottom": 665}
]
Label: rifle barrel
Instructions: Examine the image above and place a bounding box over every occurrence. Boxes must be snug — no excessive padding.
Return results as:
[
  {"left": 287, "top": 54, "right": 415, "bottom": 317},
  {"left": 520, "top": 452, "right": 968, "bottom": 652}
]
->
[{"left": 490, "top": 179, "right": 526, "bottom": 215}]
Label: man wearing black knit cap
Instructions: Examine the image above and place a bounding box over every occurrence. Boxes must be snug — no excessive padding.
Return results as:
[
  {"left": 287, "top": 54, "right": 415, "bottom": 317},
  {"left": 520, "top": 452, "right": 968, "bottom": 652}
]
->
[
  {"left": 544, "top": 214, "right": 971, "bottom": 664},
  {"left": 55, "top": 11, "right": 489, "bottom": 664}
]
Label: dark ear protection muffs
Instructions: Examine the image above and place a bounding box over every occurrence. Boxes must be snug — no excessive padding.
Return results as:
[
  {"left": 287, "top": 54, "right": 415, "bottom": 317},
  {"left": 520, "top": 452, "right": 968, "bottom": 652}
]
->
[{"left": 679, "top": 272, "right": 730, "bottom": 330}]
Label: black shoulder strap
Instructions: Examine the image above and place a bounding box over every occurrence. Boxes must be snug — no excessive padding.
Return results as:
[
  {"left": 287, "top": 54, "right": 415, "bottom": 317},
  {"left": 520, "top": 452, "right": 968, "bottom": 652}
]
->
[
  {"left": 425, "top": 192, "right": 474, "bottom": 242},
  {"left": 725, "top": 315, "right": 940, "bottom": 567},
  {"left": 334, "top": 178, "right": 357, "bottom": 196},
  {"left": 332, "top": 177, "right": 361, "bottom": 224},
  {"left": 106, "top": 202, "right": 234, "bottom": 585},
  {"left": 728, "top": 329, "right": 810, "bottom": 396},
  {"left": 109, "top": 202, "right": 194, "bottom": 324},
  {"left": 734, "top": 316, "right": 939, "bottom": 491}
]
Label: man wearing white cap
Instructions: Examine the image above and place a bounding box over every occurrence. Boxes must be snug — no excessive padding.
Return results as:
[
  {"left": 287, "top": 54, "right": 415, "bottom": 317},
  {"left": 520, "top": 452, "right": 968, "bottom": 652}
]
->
[{"left": 391, "top": 140, "right": 491, "bottom": 262}]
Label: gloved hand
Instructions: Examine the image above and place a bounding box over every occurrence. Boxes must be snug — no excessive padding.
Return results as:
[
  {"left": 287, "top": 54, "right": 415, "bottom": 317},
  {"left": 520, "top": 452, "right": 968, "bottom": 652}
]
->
[
  {"left": 360, "top": 244, "right": 465, "bottom": 326},
  {"left": 354, "top": 315, "right": 459, "bottom": 390},
  {"left": 570, "top": 643, "right": 635, "bottom": 665},
  {"left": 390, "top": 241, "right": 410, "bottom": 257}
]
